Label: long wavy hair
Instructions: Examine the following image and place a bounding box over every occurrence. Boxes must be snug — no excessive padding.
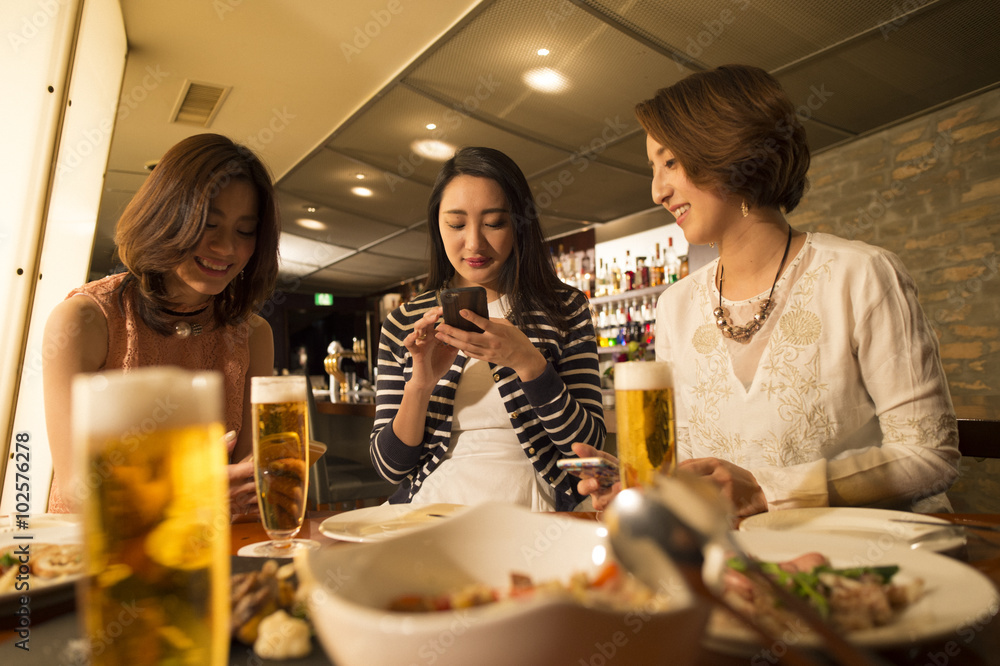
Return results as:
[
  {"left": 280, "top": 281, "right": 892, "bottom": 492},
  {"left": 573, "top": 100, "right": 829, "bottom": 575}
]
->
[
  {"left": 113, "top": 133, "right": 280, "bottom": 334},
  {"left": 425, "top": 146, "right": 571, "bottom": 335},
  {"left": 635, "top": 64, "right": 810, "bottom": 213}
]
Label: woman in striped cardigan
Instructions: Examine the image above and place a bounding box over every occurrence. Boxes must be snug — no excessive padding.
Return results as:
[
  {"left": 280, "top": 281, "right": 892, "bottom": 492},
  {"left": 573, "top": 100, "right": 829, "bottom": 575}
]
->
[{"left": 370, "top": 147, "right": 605, "bottom": 511}]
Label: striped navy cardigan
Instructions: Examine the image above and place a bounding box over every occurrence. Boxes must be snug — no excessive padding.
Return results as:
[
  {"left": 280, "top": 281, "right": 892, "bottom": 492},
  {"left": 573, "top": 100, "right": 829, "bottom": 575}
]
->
[{"left": 369, "top": 287, "right": 606, "bottom": 511}]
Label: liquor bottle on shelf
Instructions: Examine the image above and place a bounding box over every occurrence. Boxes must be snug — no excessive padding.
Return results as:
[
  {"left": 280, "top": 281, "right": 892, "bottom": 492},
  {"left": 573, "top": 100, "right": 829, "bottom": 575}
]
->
[
  {"left": 595, "top": 258, "right": 609, "bottom": 297},
  {"left": 634, "top": 256, "right": 648, "bottom": 290},
  {"left": 664, "top": 237, "right": 681, "bottom": 283},
  {"left": 651, "top": 243, "right": 665, "bottom": 287},
  {"left": 563, "top": 246, "right": 577, "bottom": 286},
  {"left": 621, "top": 250, "right": 634, "bottom": 293},
  {"left": 610, "top": 257, "right": 623, "bottom": 295},
  {"left": 597, "top": 305, "right": 609, "bottom": 347},
  {"left": 679, "top": 254, "right": 690, "bottom": 279},
  {"left": 640, "top": 296, "right": 654, "bottom": 325},
  {"left": 616, "top": 302, "right": 628, "bottom": 346}
]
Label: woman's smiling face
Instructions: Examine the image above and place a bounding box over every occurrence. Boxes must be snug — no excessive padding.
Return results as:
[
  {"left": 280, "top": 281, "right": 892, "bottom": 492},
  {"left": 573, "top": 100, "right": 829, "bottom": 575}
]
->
[
  {"left": 438, "top": 175, "right": 514, "bottom": 299},
  {"left": 647, "top": 133, "right": 732, "bottom": 247},
  {"left": 165, "top": 179, "right": 258, "bottom": 307}
]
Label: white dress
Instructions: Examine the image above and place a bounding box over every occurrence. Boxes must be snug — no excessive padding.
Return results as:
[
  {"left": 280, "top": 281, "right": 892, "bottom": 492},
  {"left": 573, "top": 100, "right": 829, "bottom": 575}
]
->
[
  {"left": 409, "top": 296, "right": 557, "bottom": 510},
  {"left": 655, "top": 233, "right": 959, "bottom": 512}
]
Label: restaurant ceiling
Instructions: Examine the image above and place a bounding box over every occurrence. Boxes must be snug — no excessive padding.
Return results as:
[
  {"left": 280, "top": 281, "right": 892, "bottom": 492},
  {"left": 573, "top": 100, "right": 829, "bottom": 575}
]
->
[{"left": 92, "top": 0, "right": 1000, "bottom": 297}]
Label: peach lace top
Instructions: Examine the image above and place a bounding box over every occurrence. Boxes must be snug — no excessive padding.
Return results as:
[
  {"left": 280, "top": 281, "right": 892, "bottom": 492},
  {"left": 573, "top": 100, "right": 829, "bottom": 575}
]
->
[{"left": 48, "top": 272, "right": 251, "bottom": 512}]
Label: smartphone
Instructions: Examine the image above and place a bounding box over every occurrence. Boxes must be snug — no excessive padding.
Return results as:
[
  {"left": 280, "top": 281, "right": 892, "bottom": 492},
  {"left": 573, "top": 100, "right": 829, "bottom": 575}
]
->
[
  {"left": 439, "top": 286, "right": 489, "bottom": 333},
  {"left": 556, "top": 457, "right": 620, "bottom": 488}
]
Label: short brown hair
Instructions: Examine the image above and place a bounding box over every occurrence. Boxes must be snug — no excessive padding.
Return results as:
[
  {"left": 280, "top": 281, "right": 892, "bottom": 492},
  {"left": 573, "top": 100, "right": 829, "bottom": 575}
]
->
[
  {"left": 635, "top": 65, "right": 810, "bottom": 213},
  {"left": 114, "top": 133, "right": 280, "bottom": 334}
]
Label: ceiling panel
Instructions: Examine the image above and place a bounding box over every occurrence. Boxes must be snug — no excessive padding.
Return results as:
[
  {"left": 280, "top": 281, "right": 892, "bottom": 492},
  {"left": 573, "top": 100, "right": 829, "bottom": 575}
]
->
[
  {"left": 275, "top": 191, "right": 410, "bottom": 250},
  {"left": 327, "top": 85, "right": 571, "bottom": 182},
  {"left": 279, "top": 148, "right": 432, "bottom": 226},
  {"left": 93, "top": 1, "right": 1000, "bottom": 297},
  {"left": 596, "top": 130, "right": 653, "bottom": 171},
  {"left": 528, "top": 162, "right": 652, "bottom": 222},
  {"left": 590, "top": 0, "right": 907, "bottom": 71},
  {"left": 364, "top": 229, "right": 431, "bottom": 261},
  {"left": 328, "top": 251, "right": 429, "bottom": 278},
  {"left": 404, "top": 0, "right": 692, "bottom": 149}
]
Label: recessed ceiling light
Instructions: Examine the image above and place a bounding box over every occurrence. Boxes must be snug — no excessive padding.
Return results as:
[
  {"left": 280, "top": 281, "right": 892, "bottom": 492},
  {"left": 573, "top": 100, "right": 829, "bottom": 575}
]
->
[
  {"left": 304, "top": 206, "right": 317, "bottom": 213},
  {"left": 411, "top": 139, "right": 456, "bottom": 161},
  {"left": 355, "top": 173, "right": 365, "bottom": 180},
  {"left": 537, "top": 48, "right": 549, "bottom": 56},
  {"left": 524, "top": 67, "right": 569, "bottom": 93},
  {"left": 351, "top": 186, "right": 373, "bottom": 197},
  {"left": 425, "top": 123, "right": 437, "bottom": 130},
  {"left": 297, "top": 218, "right": 326, "bottom": 230}
]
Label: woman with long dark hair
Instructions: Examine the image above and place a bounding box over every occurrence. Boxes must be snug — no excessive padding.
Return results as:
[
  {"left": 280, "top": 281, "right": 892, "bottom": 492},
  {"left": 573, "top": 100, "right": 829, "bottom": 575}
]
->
[{"left": 371, "top": 146, "right": 605, "bottom": 511}]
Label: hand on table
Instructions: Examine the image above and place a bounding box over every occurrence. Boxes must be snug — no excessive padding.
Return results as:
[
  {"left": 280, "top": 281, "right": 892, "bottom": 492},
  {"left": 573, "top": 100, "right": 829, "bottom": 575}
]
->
[
  {"left": 571, "top": 442, "right": 622, "bottom": 512},
  {"left": 677, "top": 456, "right": 768, "bottom": 517}
]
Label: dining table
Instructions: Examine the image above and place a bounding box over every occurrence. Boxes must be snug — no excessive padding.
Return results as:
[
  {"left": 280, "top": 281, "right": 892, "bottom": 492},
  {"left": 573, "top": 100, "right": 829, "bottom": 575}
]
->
[{"left": 4, "top": 510, "right": 1000, "bottom": 665}]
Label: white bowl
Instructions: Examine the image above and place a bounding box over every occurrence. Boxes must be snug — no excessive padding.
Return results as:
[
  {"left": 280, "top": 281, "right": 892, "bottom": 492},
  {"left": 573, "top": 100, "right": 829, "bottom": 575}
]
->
[{"left": 296, "top": 503, "right": 708, "bottom": 666}]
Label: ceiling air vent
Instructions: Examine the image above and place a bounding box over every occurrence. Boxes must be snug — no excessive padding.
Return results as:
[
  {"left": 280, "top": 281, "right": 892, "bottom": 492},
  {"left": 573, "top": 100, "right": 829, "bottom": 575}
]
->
[{"left": 169, "top": 80, "right": 231, "bottom": 127}]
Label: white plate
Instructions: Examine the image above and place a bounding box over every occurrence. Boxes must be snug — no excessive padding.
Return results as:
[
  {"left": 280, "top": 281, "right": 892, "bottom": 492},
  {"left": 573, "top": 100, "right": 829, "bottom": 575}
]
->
[
  {"left": 319, "top": 503, "right": 468, "bottom": 542},
  {"left": 703, "top": 530, "right": 1000, "bottom": 654},
  {"left": 0, "top": 514, "right": 83, "bottom": 608},
  {"left": 739, "top": 507, "right": 966, "bottom": 553}
]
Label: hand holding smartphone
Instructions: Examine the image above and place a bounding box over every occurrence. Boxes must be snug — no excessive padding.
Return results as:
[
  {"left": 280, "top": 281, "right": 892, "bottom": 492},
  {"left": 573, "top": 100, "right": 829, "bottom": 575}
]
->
[
  {"left": 556, "top": 457, "right": 620, "bottom": 488},
  {"left": 439, "top": 286, "right": 489, "bottom": 333}
]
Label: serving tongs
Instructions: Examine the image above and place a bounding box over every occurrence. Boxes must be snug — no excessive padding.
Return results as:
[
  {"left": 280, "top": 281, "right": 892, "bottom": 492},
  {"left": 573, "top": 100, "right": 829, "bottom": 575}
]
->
[{"left": 604, "top": 474, "right": 889, "bottom": 666}]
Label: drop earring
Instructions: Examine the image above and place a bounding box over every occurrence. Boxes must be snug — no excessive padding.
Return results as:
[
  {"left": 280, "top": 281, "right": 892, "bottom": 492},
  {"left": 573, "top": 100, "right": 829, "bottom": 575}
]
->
[{"left": 741, "top": 200, "right": 749, "bottom": 217}]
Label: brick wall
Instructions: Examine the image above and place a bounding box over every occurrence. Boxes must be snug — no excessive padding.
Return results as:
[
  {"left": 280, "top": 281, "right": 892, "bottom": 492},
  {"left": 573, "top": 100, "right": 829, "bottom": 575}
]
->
[{"left": 788, "top": 86, "right": 1000, "bottom": 407}]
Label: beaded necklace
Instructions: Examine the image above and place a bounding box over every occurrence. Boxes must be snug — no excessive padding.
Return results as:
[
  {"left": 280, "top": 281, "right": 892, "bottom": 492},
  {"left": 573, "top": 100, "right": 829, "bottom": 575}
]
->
[{"left": 713, "top": 227, "right": 792, "bottom": 343}]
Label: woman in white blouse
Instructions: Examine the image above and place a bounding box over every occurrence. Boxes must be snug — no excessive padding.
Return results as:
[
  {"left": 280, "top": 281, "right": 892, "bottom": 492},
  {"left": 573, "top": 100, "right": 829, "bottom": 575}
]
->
[{"left": 577, "top": 65, "right": 959, "bottom": 516}]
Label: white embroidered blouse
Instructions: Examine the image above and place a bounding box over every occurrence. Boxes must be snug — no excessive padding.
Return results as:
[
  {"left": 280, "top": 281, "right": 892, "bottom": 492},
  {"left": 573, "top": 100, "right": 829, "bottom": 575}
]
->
[{"left": 654, "top": 233, "right": 960, "bottom": 512}]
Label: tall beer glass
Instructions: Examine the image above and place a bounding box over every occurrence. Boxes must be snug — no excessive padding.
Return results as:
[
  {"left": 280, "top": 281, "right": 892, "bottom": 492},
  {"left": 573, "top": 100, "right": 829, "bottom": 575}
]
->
[
  {"left": 250, "top": 375, "right": 311, "bottom": 556},
  {"left": 74, "top": 368, "right": 229, "bottom": 665},
  {"left": 614, "top": 361, "right": 675, "bottom": 489}
]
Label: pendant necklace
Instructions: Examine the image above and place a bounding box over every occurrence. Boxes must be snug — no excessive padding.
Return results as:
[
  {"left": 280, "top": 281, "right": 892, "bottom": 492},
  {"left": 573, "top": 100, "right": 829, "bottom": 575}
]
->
[
  {"left": 162, "top": 303, "right": 210, "bottom": 339},
  {"left": 714, "top": 227, "right": 792, "bottom": 343}
]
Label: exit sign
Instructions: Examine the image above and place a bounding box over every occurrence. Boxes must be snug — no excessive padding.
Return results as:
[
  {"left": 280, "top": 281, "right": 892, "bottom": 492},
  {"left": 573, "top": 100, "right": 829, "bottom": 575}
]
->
[{"left": 314, "top": 293, "right": 333, "bottom": 306}]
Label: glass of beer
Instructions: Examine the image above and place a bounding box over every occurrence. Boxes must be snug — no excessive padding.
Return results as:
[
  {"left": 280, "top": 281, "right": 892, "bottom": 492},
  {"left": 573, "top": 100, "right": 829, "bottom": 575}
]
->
[
  {"left": 614, "top": 361, "right": 675, "bottom": 489},
  {"left": 73, "top": 367, "right": 230, "bottom": 665},
  {"left": 249, "top": 375, "right": 312, "bottom": 556}
]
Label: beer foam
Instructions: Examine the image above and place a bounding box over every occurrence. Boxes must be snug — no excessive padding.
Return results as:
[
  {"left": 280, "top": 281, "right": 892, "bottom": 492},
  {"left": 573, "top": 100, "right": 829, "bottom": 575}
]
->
[
  {"left": 250, "top": 376, "right": 308, "bottom": 404},
  {"left": 73, "top": 367, "right": 223, "bottom": 437},
  {"left": 613, "top": 361, "right": 673, "bottom": 390}
]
